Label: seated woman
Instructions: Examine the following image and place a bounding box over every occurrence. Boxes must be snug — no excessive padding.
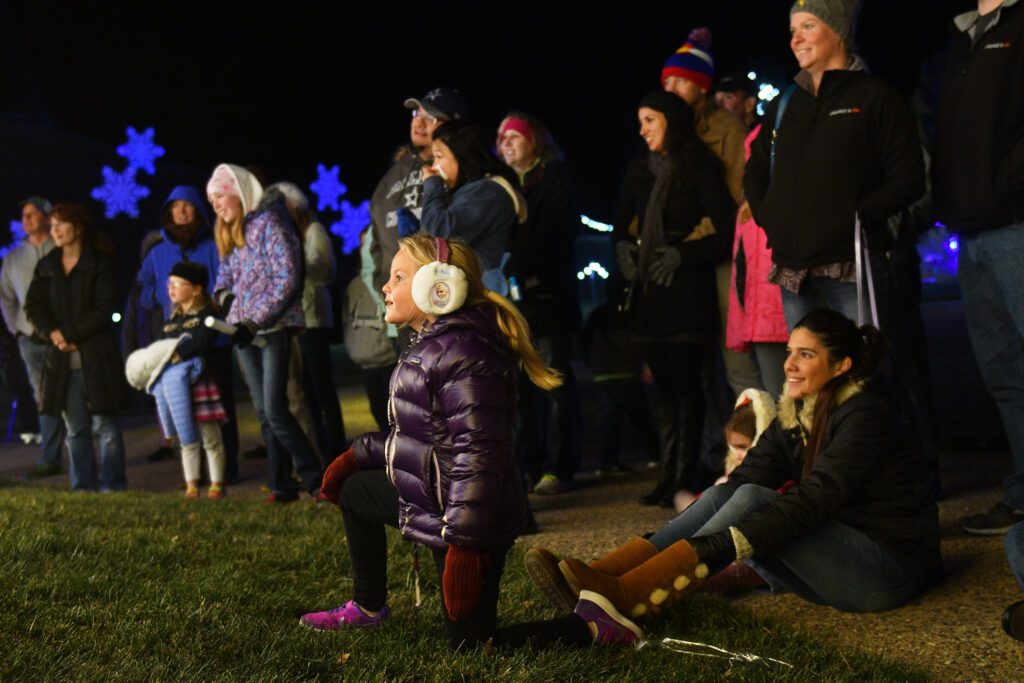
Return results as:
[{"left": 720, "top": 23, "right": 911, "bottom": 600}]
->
[{"left": 527, "top": 308, "right": 941, "bottom": 619}]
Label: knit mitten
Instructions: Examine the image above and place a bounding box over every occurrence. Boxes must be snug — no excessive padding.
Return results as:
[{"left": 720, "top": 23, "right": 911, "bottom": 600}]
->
[
  {"left": 442, "top": 545, "right": 488, "bottom": 621},
  {"left": 320, "top": 448, "right": 358, "bottom": 504}
]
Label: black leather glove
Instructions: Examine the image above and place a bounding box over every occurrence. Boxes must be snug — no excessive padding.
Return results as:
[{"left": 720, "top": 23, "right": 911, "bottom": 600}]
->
[
  {"left": 615, "top": 241, "right": 639, "bottom": 282},
  {"left": 232, "top": 320, "right": 257, "bottom": 348},
  {"left": 218, "top": 292, "right": 235, "bottom": 316},
  {"left": 648, "top": 246, "right": 681, "bottom": 287}
]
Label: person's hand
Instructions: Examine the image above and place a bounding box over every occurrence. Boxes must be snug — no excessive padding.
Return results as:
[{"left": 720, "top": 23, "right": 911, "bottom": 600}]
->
[
  {"left": 442, "top": 545, "right": 488, "bottom": 621},
  {"left": 648, "top": 246, "right": 681, "bottom": 287},
  {"left": 615, "top": 241, "right": 639, "bottom": 282},
  {"left": 421, "top": 163, "right": 439, "bottom": 180},
  {"left": 738, "top": 200, "right": 753, "bottom": 224},
  {"left": 320, "top": 447, "right": 358, "bottom": 505},
  {"left": 49, "top": 329, "right": 67, "bottom": 349},
  {"left": 63, "top": 343, "right": 78, "bottom": 353},
  {"left": 231, "top": 320, "right": 257, "bottom": 348}
]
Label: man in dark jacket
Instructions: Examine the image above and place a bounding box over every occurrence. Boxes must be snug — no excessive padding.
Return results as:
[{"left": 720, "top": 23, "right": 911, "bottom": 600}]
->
[{"left": 933, "top": 0, "right": 1024, "bottom": 536}]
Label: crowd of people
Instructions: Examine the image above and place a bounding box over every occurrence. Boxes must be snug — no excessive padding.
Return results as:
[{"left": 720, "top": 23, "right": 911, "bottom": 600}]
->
[{"left": 3, "top": 0, "right": 1024, "bottom": 651}]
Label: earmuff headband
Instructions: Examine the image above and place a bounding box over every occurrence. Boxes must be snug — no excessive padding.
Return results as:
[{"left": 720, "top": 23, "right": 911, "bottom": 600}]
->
[{"left": 435, "top": 237, "right": 450, "bottom": 265}]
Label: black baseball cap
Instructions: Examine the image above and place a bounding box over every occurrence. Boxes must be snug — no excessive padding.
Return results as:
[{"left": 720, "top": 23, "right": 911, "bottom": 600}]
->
[
  {"left": 716, "top": 72, "right": 757, "bottom": 97},
  {"left": 404, "top": 87, "right": 471, "bottom": 121}
]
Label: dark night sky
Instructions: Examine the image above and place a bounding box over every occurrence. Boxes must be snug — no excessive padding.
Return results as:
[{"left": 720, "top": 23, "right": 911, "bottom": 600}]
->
[{"left": 6, "top": 0, "right": 971, "bottom": 221}]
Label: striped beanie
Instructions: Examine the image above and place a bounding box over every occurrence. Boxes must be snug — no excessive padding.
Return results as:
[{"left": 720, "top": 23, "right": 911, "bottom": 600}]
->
[{"left": 661, "top": 27, "right": 714, "bottom": 92}]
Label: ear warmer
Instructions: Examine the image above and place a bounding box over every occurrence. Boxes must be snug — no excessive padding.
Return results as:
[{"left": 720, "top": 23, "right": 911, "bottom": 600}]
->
[{"left": 412, "top": 237, "right": 468, "bottom": 315}]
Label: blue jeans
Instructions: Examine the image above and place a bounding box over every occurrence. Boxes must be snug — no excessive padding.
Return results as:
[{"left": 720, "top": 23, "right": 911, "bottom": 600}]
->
[
  {"left": 151, "top": 358, "right": 204, "bottom": 446},
  {"left": 17, "top": 336, "right": 66, "bottom": 468},
  {"left": 1006, "top": 521, "right": 1024, "bottom": 592},
  {"left": 958, "top": 222, "right": 1024, "bottom": 509},
  {"left": 650, "top": 483, "right": 917, "bottom": 612},
  {"left": 64, "top": 369, "right": 126, "bottom": 492},
  {"left": 780, "top": 276, "right": 863, "bottom": 331},
  {"left": 236, "top": 331, "right": 323, "bottom": 496}
]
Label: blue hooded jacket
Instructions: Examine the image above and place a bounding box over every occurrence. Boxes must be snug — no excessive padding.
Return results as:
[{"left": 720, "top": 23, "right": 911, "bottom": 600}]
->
[{"left": 137, "top": 186, "right": 220, "bottom": 318}]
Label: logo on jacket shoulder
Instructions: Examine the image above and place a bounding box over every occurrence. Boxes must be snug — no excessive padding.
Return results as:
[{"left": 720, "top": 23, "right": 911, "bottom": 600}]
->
[
  {"left": 984, "top": 41, "right": 1011, "bottom": 50},
  {"left": 829, "top": 107, "right": 862, "bottom": 117}
]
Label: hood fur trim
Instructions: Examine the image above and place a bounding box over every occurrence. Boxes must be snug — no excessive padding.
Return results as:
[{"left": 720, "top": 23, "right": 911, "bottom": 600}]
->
[{"left": 776, "top": 378, "right": 865, "bottom": 432}]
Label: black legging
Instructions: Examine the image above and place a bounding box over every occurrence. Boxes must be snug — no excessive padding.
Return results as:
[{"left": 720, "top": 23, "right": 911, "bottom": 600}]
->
[{"left": 338, "top": 470, "right": 591, "bottom": 650}]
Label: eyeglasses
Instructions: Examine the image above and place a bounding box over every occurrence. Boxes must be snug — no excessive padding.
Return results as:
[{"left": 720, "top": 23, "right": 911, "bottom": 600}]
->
[{"left": 412, "top": 109, "right": 440, "bottom": 125}]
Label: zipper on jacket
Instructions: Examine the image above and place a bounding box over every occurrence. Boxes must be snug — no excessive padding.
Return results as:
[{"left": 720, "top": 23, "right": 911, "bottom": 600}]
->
[{"left": 431, "top": 450, "right": 443, "bottom": 509}]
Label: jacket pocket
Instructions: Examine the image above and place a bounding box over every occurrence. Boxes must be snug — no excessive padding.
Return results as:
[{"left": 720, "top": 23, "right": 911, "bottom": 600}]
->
[{"left": 430, "top": 449, "right": 444, "bottom": 510}]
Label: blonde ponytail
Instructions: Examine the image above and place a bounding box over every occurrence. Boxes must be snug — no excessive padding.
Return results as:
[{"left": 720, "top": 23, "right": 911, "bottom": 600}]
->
[{"left": 398, "top": 233, "right": 563, "bottom": 391}]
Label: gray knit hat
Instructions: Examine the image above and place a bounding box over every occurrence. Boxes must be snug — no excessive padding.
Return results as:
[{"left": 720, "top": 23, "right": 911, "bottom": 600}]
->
[{"left": 790, "top": 0, "right": 861, "bottom": 43}]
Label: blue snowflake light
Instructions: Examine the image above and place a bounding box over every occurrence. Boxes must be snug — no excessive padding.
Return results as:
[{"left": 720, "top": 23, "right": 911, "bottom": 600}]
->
[
  {"left": 309, "top": 164, "right": 348, "bottom": 212},
  {"left": 0, "top": 220, "right": 26, "bottom": 259},
  {"left": 91, "top": 166, "right": 151, "bottom": 218},
  {"left": 330, "top": 199, "right": 371, "bottom": 254},
  {"left": 116, "top": 126, "right": 165, "bottom": 175}
]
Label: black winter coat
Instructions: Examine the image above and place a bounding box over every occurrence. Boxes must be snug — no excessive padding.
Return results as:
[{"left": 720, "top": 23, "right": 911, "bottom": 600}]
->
[
  {"left": 726, "top": 378, "right": 942, "bottom": 590},
  {"left": 25, "top": 246, "right": 129, "bottom": 416},
  {"left": 744, "top": 70, "right": 924, "bottom": 268},
  {"left": 509, "top": 159, "right": 581, "bottom": 337},
  {"left": 614, "top": 155, "right": 736, "bottom": 340}
]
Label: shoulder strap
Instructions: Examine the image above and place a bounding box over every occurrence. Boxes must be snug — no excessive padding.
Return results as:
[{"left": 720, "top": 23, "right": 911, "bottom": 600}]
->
[{"left": 769, "top": 84, "right": 798, "bottom": 177}]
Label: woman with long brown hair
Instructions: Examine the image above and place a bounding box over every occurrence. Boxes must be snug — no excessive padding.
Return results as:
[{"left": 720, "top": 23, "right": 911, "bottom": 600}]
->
[{"left": 25, "top": 203, "right": 128, "bottom": 491}]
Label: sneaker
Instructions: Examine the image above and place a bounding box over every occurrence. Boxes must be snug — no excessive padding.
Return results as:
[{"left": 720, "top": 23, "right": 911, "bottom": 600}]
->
[
  {"left": 960, "top": 502, "right": 1024, "bottom": 536},
  {"left": 1002, "top": 601, "right": 1024, "bottom": 641},
  {"left": 27, "top": 463, "right": 62, "bottom": 478},
  {"left": 534, "top": 474, "right": 574, "bottom": 495},
  {"left": 300, "top": 600, "right": 391, "bottom": 631},
  {"left": 574, "top": 590, "right": 642, "bottom": 647},
  {"left": 524, "top": 547, "right": 577, "bottom": 613},
  {"left": 208, "top": 483, "right": 225, "bottom": 500},
  {"left": 266, "top": 492, "right": 298, "bottom": 504},
  {"left": 185, "top": 484, "right": 200, "bottom": 500}
]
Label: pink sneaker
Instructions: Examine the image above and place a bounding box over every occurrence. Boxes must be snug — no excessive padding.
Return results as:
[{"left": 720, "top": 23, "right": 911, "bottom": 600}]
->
[{"left": 299, "top": 600, "right": 391, "bottom": 631}]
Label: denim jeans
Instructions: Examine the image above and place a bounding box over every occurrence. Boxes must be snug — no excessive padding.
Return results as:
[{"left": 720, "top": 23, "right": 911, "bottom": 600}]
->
[
  {"left": 236, "top": 330, "right": 323, "bottom": 496},
  {"left": 17, "top": 336, "right": 66, "bottom": 468},
  {"left": 780, "top": 276, "right": 863, "bottom": 331},
  {"left": 958, "top": 222, "right": 1024, "bottom": 509},
  {"left": 64, "top": 369, "right": 126, "bottom": 492},
  {"left": 650, "top": 483, "right": 917, "bottom": 612},
  {"left": 1006, "top": 521, "right": 1024, "bottom": 592}
]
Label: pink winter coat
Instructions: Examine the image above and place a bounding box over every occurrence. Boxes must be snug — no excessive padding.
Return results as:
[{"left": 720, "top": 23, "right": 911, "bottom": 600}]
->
[{"left": 726, "top": 125, "right": 788, "bottom": 352}]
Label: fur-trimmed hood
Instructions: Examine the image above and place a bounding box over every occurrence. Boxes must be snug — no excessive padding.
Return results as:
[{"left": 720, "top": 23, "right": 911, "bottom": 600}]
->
[{"left": 776, "top": 378, "right": 866, "bottom": 433}]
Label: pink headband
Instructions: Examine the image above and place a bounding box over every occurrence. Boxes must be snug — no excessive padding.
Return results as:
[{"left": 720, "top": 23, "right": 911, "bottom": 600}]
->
[{"left": 497, "top": 117, "right": 534, "bottom": 147}]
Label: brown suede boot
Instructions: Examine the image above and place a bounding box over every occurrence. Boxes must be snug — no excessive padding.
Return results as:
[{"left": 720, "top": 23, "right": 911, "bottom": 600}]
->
[
  {"left": 560, "top": 539, "right": 708, "bottom": 620},
  {"left": 589, "top": 537, "right": 659, "bottom": 576},
  {"left": 524, "top": 547, "right": 577, "bottom": 613}
]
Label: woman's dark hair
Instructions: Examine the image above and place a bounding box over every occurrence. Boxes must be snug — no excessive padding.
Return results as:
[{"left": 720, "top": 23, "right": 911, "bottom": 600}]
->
[
  {"left": 795, "top": 308, "right": 886, "bottom": 476},
  {"left": 500, "top": 110, "right": 565, "bottom": 164},
  {"left": 431, "top": 120, "right": 517, "bottom": 190},
  {"left": 49, "top": 203, "right": 113, "bottom": 253},
  {"left": 638, "top": 90, "right": 722, "bottom": 179}
]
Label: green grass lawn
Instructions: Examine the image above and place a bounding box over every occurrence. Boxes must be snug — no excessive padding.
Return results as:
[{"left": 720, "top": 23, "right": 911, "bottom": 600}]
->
[{"left": 0, "top": 489, "right": 929, "bottom": 682}]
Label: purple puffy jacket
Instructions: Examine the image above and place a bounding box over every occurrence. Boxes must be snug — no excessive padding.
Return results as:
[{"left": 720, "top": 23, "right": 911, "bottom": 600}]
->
[{"left": 353, "top": 305, "right": 526, "bottom": 550}]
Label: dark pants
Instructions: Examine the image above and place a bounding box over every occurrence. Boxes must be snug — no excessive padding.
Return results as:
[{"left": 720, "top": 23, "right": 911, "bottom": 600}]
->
[
  {"left": 206, "top": 344, "right": 239, "bottom": 480},
  {"left": 637, "top": 340, "right": 706, "bottom": 496},
  {"left": 362, "top": 364, "right": 395, "bottom": 431},
  {"left": 518, "top": 335, "right": 583, "bottom": 482},
  {"left": 338, "top": 470, "right": 591, "bottom": 650},
  {"left": 299, "top": 328, "right": 347, "bottom": 461},
  {"left": 594, "top": 377, "right": 659, "bottom": 466}
]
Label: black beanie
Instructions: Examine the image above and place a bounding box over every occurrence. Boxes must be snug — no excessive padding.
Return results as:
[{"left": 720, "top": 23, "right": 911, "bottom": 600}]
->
[
  {"left": 639, "top": 91, "right": 695, "bottom": 133},
  {"left": 170, "top": 261, "right": 209, "bottom": 288}
]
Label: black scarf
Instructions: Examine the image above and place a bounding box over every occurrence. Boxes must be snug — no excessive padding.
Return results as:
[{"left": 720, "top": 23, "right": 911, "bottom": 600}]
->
[{"left": 637, "top": 152, "right": 675, "bottom": 282}]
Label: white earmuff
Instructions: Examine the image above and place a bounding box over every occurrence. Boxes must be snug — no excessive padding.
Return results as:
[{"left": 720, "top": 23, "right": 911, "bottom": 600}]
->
[{"left": 412, "top": 237, "right": 468, "bottom": 315}]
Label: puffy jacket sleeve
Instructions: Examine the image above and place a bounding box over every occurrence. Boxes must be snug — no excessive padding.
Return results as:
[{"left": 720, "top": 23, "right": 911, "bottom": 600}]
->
[
  {"left": 434, "top": 344, "right": 512, "bottom": 549},
  {"left": 354, "top": 431, "right": 388, "bottom": 470},
  {"left": 743, "top": 117, "right": 773, "bottom": 225},
  {"left": 734, "top": 395, "right": 890, "bottom": 557},
  {"left": 250, "top": 213, "right": 304, "bottom": 329},
  {"left": 213, "top": 250, "right": 235, "bottom": 303}
]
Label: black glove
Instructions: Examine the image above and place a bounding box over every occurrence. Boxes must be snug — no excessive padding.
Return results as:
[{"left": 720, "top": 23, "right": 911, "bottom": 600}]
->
[
  {"left": 615, "top": 241, "right": 639, "bottom": 282},
  {"left": 218, "top": 292, "right": 235, "bottom": 316},
  {"left": 232, "top": 320, "right": 257, "bottom": 348},
  {"left": 648, "top": 246, "right": 681, "bottom": 287}
]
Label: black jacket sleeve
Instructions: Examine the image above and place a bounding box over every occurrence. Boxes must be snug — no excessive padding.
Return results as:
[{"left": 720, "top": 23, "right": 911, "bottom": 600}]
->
[
  {"left": 675, "top": 168, "right": 737, "bottom": 266},
  {"left": 62, "top": 253, "right": 119, "bottom": 345},
  {"left": 856, "top": 87, "right": 925, "bottom": 226}
]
